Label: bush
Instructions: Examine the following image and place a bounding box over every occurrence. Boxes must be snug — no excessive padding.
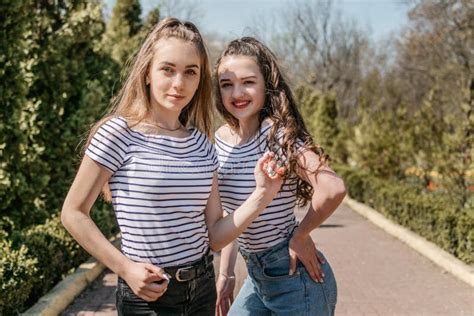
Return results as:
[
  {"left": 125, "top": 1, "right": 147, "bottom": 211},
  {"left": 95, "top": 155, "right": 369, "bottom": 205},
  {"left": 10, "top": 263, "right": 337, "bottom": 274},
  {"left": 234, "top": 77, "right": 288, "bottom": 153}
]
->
[
  {"left": 0, "top": 238, "right": 38, "bottom": 315},
  {"left": 334, "top": 164, "right": 474, "bottom": 264},
  {"left": 0, "top": 203, "right": 117, "bottom": 314}
]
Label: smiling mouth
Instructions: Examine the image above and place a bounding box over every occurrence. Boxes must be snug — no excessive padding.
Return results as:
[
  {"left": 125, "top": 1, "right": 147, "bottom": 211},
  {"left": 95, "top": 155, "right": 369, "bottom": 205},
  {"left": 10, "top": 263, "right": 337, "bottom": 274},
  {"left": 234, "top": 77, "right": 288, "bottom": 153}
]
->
[{"left": 232, "top": 100, "right": 250, "bottom": 108}]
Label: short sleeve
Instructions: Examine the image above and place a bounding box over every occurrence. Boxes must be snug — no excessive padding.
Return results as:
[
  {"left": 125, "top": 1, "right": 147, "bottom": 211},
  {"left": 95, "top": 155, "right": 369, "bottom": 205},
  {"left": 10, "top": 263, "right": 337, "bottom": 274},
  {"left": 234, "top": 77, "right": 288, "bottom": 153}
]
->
[
  {"left": 85, "top": 118, "right": 129, "bottom": 173},
  {"left": 208, "top": 141, "right": 220, "bottom": 172}
]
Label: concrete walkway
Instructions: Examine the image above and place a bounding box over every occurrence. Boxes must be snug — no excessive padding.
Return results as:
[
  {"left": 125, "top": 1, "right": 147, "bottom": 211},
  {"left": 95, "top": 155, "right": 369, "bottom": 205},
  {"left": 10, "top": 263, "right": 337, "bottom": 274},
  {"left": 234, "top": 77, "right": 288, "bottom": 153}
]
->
[{"left": 61, "top": 204, "right": 474, "bottom": 315}]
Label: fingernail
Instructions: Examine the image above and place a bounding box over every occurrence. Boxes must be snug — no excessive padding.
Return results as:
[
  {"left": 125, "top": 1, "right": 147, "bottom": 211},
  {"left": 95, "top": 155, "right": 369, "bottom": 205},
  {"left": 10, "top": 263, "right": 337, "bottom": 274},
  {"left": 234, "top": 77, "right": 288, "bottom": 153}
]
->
[{"left": 163, "top": 273, "right": 171, "bottom": 281}]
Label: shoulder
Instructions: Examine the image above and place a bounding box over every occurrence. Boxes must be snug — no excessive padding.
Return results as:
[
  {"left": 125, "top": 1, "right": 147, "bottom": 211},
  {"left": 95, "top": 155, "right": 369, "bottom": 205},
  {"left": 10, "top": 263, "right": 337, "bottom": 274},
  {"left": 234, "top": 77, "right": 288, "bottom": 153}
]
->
[
  {"left": 98, "top": 116, "right": 129, "bottom": 131},
  {"left": 261, "top": 118, "right": 274, "bottom": 129},
  {"left": 215, "top": 124, "right": 233, "bottom": 143}
]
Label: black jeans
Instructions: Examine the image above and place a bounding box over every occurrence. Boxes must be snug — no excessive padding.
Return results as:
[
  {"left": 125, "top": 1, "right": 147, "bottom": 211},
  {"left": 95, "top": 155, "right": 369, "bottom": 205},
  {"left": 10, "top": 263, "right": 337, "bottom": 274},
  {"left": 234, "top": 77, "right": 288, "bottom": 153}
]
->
[{"left": 116, "top": 263, "right": 216, "bottom": 315}]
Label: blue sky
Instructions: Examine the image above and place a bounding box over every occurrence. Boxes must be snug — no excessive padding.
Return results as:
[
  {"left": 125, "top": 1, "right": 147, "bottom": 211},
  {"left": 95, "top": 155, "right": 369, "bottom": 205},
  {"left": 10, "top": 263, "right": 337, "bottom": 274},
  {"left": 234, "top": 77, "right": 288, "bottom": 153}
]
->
[{"left": 105, "top": 0, "right": 409, "bottom": 41}]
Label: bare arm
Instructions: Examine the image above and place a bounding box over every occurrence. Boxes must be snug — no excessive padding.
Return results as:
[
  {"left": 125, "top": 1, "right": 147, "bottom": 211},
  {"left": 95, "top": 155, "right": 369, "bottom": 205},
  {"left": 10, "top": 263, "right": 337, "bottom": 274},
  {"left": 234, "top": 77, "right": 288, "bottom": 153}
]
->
[
  {"left": 216, "top": 239, "right": 239, "bottom": 316},
  {"left": 204, "top": 152, "right": 283, "bottom": 251},
  {"left": 289, "top": 149, "right": 346, "bottom": 281},
  {"left": 61, "top": 156, "right": 168, "bottom": 301}
]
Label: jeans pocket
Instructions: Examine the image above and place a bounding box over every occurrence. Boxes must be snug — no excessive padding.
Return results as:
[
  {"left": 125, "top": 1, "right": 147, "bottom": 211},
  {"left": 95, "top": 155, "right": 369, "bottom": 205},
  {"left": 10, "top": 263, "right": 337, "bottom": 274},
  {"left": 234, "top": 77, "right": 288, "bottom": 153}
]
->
[{"left": 261, "top": 257, "right": 300, "bottom": 280}]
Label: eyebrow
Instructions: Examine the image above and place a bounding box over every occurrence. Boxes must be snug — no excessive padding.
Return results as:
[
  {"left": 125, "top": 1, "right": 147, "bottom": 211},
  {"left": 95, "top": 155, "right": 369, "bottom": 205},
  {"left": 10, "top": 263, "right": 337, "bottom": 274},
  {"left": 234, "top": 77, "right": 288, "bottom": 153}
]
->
[
  {"left": 219, "top": 75, "right": 257, "bottom": 83},
  {"left": 160, "top": 61, "right": 199, "bottom": 69}
]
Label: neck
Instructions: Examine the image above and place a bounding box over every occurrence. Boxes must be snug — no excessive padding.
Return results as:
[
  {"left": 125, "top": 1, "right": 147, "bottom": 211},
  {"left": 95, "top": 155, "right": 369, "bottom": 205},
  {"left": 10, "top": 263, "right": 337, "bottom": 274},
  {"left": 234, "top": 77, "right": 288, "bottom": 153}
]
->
[
  {"left": 235, "top": 117, "right": 260, "bottom": 141},
  {"left": 147, "top": 105, "right": 182, "bottom": 130}
]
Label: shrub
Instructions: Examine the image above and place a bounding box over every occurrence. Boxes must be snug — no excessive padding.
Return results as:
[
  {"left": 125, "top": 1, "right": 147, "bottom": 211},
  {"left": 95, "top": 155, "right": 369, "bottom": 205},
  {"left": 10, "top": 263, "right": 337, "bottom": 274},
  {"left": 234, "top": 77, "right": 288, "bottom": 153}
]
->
[{"left": 334, "top": 164, "right": 474, "bottom": 264}]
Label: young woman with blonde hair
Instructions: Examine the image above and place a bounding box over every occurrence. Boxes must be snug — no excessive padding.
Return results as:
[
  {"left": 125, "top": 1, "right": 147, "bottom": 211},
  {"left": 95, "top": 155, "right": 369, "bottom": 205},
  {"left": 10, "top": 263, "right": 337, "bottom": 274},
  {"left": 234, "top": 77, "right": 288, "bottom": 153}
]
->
[
  {"left": 61, "top": 20, "right": 283, "bottom": 315},
  {"left": 214, "top": 37, "right": 346, "bottom": 316}
]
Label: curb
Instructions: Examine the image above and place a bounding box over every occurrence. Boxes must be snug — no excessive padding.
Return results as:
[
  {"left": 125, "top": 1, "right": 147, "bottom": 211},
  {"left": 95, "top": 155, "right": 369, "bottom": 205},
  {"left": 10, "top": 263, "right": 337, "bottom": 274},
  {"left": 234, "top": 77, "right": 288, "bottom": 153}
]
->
[
  {"left": 23, "top": 237, "right": 121, "bottom": 316},
  {"left": 344, "top": 197, "right": 474, "bottom": 288}
]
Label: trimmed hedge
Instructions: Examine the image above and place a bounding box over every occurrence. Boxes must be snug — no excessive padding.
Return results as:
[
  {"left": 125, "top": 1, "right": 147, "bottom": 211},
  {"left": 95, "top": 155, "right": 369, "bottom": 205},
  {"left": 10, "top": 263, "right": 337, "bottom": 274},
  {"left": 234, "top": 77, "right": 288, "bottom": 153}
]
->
[
  {"left": 334, "top": 164, "right": 474, "bottom": 264},
  {"left": 0, "top": 203, "right": 117, "bottom": 315}
]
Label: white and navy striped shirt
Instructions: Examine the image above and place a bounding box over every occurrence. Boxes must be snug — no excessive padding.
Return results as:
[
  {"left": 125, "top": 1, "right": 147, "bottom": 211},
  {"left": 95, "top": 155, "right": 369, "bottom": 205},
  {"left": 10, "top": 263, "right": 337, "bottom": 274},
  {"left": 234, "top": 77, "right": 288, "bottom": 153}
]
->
[
  {"left": 85, "top": 117, "right": 218, "bottom": 267},
  {"left": 216, "top": 123, "right": 302, "bottom": 252}
]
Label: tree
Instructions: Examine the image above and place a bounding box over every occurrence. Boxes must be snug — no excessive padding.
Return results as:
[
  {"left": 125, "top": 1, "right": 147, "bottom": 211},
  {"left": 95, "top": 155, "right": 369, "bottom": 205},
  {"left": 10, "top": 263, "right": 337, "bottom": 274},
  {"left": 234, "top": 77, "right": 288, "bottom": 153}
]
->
[
  {"left": 102, "top": 0, "right": 142, "bottom": 65},
  {"left": 256, "top": 0, "right": 369, "bottom": 117}
]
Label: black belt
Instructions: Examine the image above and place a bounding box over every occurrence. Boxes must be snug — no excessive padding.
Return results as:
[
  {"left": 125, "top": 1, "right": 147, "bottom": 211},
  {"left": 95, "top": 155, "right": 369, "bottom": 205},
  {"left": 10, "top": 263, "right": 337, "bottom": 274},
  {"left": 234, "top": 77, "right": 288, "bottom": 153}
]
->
[{"left": 164, "top": 253, "right": 213, "bottom": 282}]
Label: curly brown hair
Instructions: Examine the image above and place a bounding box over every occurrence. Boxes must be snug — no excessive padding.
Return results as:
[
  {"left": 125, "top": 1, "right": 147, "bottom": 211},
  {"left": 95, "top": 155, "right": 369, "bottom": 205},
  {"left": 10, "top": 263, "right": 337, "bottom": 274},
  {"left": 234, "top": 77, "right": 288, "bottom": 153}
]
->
[{"left": 214, "top": 37, "right": 328, "bottom": 206}]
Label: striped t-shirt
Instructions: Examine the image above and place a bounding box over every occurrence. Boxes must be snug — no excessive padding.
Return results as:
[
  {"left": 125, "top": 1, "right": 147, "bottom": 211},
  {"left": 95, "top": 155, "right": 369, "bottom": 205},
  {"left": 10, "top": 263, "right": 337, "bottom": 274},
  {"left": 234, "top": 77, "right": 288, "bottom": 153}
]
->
[
  {"left": 215, "top": 123, "right": 301, "bottom": 252},
  {"left": 85, "top": 116, "right": 218, "bottom": 267}
]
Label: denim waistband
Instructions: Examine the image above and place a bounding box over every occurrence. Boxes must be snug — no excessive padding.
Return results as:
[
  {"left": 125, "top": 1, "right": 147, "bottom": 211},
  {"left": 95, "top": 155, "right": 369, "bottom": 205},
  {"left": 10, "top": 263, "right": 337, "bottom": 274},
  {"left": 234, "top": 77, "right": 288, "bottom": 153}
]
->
[{"left": 240, "top": 237, "right": 290, "bottom": 268}]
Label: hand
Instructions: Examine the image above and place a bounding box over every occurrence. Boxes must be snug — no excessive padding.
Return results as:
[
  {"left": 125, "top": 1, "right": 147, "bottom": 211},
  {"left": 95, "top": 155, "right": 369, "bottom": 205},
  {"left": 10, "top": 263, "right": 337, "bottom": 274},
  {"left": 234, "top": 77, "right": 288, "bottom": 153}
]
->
[
  {"left": 215, "top": 273, "right": 236, "bottom": 316},
  {"left": 121, "top": 261, "right": 169, "bottom": 302},
  {"left": 254, "top": 152, "right": 285, "bottom": 198},
  {"left": 289, "top": 233, "right": 325, "bottom": 283}
]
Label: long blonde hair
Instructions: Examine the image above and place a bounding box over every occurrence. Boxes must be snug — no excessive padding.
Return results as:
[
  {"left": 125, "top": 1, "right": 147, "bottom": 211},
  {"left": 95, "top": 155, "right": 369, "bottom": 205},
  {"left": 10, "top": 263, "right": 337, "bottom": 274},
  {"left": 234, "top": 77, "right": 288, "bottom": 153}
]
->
[{"left": 86, "top": 17, "right": 213, "bottom": 201}]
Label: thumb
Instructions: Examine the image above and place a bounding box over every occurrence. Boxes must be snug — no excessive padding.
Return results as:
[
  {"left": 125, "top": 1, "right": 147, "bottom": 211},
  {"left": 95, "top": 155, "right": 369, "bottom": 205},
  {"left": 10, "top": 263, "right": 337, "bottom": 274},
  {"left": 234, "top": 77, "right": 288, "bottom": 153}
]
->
[
  {"left": 289, "top": 252, "right": 297, "bottom": 275},
  {"left": 145, "top": 263, "right": 167, "bottom": 281}
]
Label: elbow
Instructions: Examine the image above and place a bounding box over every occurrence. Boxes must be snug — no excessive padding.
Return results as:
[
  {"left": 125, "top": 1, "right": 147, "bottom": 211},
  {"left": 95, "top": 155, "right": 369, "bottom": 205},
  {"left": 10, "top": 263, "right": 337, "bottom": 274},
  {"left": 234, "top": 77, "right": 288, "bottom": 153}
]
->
[
  {"left": 334, "top": 178, "right": 347, "bottom": 202},
  {"left": 208, "top": 237, "right": 224, "bottom": 252},
  {"left": 60, "top": 205, "right": 71, "bottom": 231},
  {"left": 209, "top": 242, "right": 220, "bottom": 253}
]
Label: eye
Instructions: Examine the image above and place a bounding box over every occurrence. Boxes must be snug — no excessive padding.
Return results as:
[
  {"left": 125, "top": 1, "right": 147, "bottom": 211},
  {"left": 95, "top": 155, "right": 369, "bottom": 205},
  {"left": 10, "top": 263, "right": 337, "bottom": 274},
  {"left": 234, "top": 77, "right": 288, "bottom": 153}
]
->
[
  {"left": 185, "top": 69, "right": 197, "bottom": 75},
  {"left": 161, "top": 66, "right": 173, "bottom": 73},
  {"left": 244, "top": 80, "right": 255, "bottom": 85},
  {"left": 220, "top": 83, "right": 232, "bottom": 88}
]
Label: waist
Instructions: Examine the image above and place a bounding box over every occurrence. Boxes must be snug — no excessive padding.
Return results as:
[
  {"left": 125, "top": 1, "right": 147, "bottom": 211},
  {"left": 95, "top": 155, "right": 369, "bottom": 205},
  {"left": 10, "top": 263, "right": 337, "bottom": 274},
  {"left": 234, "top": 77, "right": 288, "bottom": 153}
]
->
[{"left": 164, "top": 251, "right": 214, "bottom": 282}]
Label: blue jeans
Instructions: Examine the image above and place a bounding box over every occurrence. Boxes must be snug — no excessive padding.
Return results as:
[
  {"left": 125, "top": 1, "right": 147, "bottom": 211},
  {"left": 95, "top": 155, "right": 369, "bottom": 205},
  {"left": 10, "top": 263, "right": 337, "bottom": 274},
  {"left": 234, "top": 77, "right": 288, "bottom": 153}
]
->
[
  {"left": 116, "top": 261, "right": 216, "bottom": 315},
  {"left": 229, "top": 239, "right": 337, "bottom": 316}
]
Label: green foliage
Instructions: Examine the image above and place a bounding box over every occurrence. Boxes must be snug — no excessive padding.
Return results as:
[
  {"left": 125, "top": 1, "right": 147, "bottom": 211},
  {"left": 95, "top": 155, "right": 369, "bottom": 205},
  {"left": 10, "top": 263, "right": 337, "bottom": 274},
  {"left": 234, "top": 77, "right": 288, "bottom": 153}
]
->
[
  {"left": 0, "top": 0, "right": 121, "bottom": 313},
  {"left": 346, "top": 100, "right": 414, "bottom": 179},
  {"left": 0, "top": 203, "right": 116, "bottom": 314},
  {"left": 102, "top": 0, "right": 143, "bottom": 65},
  {"left": 294, "top": 85, "right": 348, "bottom": 163},
  {"left": 0, "top": 237, "right": 38, "bottom": 315},
  {"left": 0, "top": 0, "right": 51, "bottom": 228},
  {"left": 0, "top": 1, "right": 119, "bottom": 230},
  {"left": 334, "top": 164, "right": 474, "bottom": 264}
]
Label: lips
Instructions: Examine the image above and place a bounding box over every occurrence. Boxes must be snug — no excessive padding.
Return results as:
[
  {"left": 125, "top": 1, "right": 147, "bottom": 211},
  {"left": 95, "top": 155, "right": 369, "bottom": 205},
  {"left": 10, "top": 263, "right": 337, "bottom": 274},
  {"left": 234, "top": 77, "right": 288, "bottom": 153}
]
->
[
  {"left": 232, "top": 100, "right": 251, "bottom": 109},
  {"left": 167, "top": 94, "right": 185, "bottom": 101}
]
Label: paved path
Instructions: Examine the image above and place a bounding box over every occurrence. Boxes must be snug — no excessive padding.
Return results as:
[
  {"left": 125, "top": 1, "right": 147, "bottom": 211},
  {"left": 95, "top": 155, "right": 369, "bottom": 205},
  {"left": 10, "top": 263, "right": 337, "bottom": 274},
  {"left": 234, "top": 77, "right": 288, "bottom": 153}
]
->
[{"left": 62, "top": 204, "right": 474, "bottom": 315}]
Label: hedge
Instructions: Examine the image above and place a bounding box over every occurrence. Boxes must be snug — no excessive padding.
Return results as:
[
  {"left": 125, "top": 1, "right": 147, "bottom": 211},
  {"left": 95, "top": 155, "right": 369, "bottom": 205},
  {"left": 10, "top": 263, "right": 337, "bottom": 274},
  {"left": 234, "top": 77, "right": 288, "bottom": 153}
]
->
[
  {"left": 334, "top": 164, "right": 474, "bottom": 264},
  {"left": 0, "top": 203, "right": 117, "bottom": 315}
]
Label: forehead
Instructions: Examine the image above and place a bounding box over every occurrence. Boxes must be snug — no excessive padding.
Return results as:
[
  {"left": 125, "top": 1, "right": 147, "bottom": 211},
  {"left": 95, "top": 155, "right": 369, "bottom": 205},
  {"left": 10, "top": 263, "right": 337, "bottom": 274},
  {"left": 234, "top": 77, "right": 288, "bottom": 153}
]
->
[
  {"left": 218, "top": 55, "right": 261, "bottom": 77},
  {"left": 152, "top": 37, "right": 200, "bottom": 65}
]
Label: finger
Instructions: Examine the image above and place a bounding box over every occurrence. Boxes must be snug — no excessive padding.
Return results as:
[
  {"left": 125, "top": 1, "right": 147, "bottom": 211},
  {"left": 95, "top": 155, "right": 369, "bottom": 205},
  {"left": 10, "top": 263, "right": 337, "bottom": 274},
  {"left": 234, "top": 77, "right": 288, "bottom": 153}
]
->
[
  {"left": 145, "top": 281, "right": 168, "bottom": 293},
  {"left": 316, "top": 250, "right": 326, "bottom": 265},
  {"left": 256, "top": 152, "right": 272, "bottom": 172},
  {"left": 312, "top": 255, "right": 324, "bottom": 282},
  {"left": 308, "top": 258, "right": 322, "bottom": 283},
  {"left": 137, "top": 289, "right": 159, "bottom": 302},
  {"left": 145, "top": 263, "right": 167, "bottom": 278},
  {"left": 265, "top": 160, "right": 279, "bottom": 178},
  {"left": 289, "top": 252, "right": 298, "bottom": 275},
  {"left": 276, "top": 165, "right": 286, "bottom": 176},
  {"left": 223, "top": 298, "right": 230, "bottom": 316},
  {"left": 145, "top": 265, "right": 169, "bottom": 283}
]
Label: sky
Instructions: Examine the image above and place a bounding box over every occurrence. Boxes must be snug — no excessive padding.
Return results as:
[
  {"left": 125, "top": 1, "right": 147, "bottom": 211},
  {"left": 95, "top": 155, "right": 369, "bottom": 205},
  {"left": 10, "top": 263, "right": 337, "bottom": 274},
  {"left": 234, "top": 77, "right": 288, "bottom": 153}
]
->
[{"left": 105, "top": 0, "right": 409, "bottom": 42}]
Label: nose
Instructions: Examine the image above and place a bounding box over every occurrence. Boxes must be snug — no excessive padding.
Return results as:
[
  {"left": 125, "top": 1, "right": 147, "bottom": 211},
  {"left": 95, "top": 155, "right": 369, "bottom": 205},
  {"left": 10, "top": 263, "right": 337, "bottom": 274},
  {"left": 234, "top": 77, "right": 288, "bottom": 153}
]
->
[
  {"left": 231, "top": 84, "right": 244, "bottom": 99},
  {"left": 172, "top": 73, "right": 184, "bottom": 90}
]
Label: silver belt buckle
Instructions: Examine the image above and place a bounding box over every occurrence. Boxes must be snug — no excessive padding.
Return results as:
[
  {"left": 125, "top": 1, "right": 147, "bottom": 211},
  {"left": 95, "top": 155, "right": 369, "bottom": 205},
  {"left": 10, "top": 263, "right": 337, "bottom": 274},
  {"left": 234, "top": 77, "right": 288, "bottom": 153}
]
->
[{"left": 175, "top": 267, "right": 192, "bottom": 282}]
